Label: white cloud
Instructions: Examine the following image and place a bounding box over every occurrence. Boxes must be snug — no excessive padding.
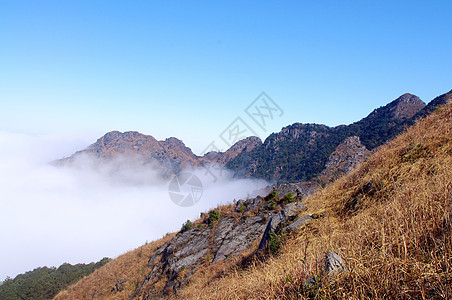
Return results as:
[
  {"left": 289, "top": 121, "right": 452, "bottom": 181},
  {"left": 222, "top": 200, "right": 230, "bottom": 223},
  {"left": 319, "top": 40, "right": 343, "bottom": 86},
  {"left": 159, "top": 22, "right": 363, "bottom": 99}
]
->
[{"left": 0, "top": 131, "right": 269, "bottom": 280}]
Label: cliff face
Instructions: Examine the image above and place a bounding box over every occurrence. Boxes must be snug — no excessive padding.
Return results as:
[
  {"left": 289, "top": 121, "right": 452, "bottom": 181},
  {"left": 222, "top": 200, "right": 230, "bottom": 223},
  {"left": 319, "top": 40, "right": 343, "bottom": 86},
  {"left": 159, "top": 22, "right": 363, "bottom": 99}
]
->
[
  {"left": 319, "top": 136, "right": 371, "bottom": 183},
  {"left": 389, "top": 93, "right": 426, "bottom": 119}
]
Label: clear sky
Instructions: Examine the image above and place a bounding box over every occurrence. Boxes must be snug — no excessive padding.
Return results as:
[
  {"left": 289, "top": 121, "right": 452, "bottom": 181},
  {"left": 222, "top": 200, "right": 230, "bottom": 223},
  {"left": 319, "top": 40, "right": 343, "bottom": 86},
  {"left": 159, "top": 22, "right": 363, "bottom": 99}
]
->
[{"left": 1, "top": 0, "right": 451, "bottom": 154}]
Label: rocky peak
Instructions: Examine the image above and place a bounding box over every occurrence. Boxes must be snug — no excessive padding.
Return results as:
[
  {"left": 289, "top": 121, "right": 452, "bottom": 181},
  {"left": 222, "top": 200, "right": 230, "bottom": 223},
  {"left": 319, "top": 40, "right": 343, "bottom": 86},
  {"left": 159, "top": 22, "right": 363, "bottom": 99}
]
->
[{"left": 390, "top": 93, "right": 426, "bottom": 119}]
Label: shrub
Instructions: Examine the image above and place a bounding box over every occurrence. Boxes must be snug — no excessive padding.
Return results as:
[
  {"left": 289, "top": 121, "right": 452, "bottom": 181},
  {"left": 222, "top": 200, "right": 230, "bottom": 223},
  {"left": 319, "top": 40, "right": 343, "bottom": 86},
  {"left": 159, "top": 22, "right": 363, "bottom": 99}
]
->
[
  {"left": 266, "top": 200, "right": 276, "bottom": 210},
  {"left": 268, "top": 231, "right": 284, "bottom": 256},
  {"left": 282, "top": 192, "right": 295, "bottom": 204},
  {"left": 208, "top": 210, "right": 220, "bottom": 225},
  {"left": 265, "top": 190, "right": 278, "bottom": 201},
  {"left": 180, "top": 220, "right": 193, "bottom": 233}
]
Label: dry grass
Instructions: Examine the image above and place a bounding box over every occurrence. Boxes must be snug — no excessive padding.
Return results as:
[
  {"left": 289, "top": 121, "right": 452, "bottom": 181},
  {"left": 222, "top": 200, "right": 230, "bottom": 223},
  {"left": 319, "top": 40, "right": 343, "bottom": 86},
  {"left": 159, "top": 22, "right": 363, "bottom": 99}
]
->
[
  {"left": 176, "top": 103, "right": 452, "bottom": 299},
  {"left": 53, "top": 233, "right": 176, "bottom": 300}
]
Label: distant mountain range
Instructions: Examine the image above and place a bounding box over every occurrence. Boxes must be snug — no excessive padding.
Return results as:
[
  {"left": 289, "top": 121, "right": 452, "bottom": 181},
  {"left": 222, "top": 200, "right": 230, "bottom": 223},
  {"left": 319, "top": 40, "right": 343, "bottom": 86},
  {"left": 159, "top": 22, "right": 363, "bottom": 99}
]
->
[{"left": 57, "top": 89, "right": 452, "bottom": 183}]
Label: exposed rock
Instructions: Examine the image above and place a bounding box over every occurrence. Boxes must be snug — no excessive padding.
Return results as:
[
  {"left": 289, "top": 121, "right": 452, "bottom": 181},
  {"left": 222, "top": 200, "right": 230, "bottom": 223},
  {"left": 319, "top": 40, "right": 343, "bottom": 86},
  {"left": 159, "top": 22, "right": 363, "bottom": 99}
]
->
[
  {"left": 202, "top": 136, "right": 262, "bottom": 165},
  {"left": 274, "top": 182, "right": 319, "bottom": 200},
  {"left": 320, "top": 136, "right": 370, "bottom": 183},
  {"left": 258, "top": 202, "right": 305, "bottom": 250},
  {"left": 287, "top": 214, "right": 313, "bottom": 231},
  {"left": 214, "top": 216, "right": 267, "bottom": 263},
  {"left": 325, "top": 252, "right": 346, "bottom": 274},
  {"left": 235, "top": 200, "right": 246, "bottom": 212},
  {"left": 111, "top": 279, "right": 126, "bottom": 293},
  {"left": 390, "top": 93, "right": 426, "bottom": 119},
  {"left": 55, "top": 132, "right": 263, "bottom": 178}
]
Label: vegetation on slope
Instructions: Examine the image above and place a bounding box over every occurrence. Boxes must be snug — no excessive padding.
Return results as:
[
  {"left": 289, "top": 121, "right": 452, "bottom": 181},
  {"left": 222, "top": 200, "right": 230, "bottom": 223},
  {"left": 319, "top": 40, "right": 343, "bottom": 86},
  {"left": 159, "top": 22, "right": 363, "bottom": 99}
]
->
[
  {"left": 178, "top": 101, "right": 452, "bottom": 299},
  {"left": 0, "top": 258, "right": 110, "bottom": 300}
]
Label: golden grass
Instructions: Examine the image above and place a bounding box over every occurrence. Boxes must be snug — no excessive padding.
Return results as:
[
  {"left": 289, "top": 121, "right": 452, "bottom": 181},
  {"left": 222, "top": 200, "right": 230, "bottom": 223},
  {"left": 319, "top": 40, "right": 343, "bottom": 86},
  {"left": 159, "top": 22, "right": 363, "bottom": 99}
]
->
[{"left": 176, "top": 103, "right": 452, "bottom": 299}]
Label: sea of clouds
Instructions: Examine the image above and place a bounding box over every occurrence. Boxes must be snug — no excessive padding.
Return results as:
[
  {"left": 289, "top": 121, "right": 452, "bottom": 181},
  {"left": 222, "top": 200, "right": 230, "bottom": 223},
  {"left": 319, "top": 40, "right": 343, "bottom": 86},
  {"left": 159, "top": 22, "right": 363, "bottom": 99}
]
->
[{"left": 0, "top": 131, "right": 269, "bottom": 280}]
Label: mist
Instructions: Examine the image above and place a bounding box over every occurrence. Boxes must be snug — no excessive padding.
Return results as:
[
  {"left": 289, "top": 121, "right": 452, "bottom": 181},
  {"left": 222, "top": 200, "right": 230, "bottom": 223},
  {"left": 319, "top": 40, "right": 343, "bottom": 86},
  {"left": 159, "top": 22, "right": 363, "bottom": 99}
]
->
[{"left": 0, "top": 131, "right": 269, "bottom": 280}]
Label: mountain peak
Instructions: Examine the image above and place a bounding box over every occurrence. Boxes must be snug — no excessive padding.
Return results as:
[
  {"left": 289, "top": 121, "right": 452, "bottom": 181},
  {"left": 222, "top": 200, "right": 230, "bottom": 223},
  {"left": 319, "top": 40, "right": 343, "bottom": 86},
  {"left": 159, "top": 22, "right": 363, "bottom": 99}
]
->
[{"left": 390, "top": 93, "right": 426, "bottom": 119}]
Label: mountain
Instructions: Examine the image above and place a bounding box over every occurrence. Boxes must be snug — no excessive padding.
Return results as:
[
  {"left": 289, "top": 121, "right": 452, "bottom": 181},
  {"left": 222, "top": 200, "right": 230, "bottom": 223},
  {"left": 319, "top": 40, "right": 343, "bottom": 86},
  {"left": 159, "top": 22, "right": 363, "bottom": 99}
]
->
[
  {"left": 56, "top": 131, "right": 261, "bottom": 176},
  {"left": 54, "top": 94, "right": 452, "bottom": 299}
]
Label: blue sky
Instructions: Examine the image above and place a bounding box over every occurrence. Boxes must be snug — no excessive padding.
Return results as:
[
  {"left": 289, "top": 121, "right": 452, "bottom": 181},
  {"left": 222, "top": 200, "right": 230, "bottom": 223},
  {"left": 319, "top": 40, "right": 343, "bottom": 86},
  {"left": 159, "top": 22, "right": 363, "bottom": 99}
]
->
[{"left": 1, "top": 0, "right": 451, "bottom": 154}]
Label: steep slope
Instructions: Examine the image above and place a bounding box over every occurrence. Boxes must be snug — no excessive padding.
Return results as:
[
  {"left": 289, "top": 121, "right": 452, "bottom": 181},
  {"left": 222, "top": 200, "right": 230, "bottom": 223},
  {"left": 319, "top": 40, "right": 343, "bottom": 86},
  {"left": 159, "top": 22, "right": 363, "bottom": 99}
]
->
[
  {"left": 347, "top": 93, "right": 425, "bottom": 150},
  {"left": 177, "top": 97, "right": 452, "bottom": 299},
  {"left": 53, "top": 182, "right": 319, "bottom": 299}
]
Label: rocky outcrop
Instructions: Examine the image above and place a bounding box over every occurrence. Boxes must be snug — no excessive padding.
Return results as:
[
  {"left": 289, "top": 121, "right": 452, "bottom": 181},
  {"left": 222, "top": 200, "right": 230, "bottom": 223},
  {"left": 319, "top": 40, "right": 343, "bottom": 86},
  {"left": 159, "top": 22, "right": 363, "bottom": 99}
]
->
[
  {"left": 227, "top": 92, "right": 430, "bottom": 181},
  {"left": 258, "top": 202, "right": 305, "bottom": 250},
  {"left": 389, "top": 93, "right": 426, "bottom": 119},
  {"left": 130, "top": 183, "right": 314, "bottom": 299},
  {"left": 287, "top": 214, "right": 314, "bottom": 231},
  {"left": 320, "top": 136, "right": 370, "bottom": 182}
]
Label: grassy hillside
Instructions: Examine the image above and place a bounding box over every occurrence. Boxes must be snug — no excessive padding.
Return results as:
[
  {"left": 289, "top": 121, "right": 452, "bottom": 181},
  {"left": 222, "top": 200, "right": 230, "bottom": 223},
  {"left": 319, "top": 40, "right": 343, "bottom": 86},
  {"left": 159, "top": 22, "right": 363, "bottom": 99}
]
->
[
  {"left": 178, "top": 101, "right": 452, "bottom": 299},
  {"left": 55, "top": 101, "right": 451, "bottom": 299}
]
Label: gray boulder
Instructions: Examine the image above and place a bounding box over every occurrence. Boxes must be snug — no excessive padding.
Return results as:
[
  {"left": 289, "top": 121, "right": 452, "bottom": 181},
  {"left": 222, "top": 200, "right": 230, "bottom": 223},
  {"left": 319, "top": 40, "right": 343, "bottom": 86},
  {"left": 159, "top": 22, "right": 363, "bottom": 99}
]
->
[
  {"left": 287, "top": 214, "right": 313, "bottom": 231},
  {"left": 325, "top": 251, "right": 346, "bottom": 274}
]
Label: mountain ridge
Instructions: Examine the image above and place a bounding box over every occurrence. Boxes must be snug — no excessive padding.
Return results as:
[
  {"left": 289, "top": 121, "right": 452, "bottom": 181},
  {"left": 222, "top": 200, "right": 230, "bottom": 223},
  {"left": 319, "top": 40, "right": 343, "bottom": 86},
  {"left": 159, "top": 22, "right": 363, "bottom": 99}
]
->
[{"left": 57, "top": 90, "right": 451, "bottom": 183}]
